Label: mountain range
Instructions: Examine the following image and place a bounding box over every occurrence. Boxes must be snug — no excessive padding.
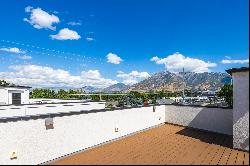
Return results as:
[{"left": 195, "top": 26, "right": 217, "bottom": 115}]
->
[
  {"left": 80, "top": 71, "right": 231, "bottom": 93},
  {"left": 80, "top": 83, "right": 128, "bottom": 93},
  {"left": 102, "top": 83, "right": 129, "bottom": 92},
  {"left": 128, "top": 71, "right": 232, "bottom": 92},
  {"left": 81, "top": 86, "right": 103, "bottom": 93}
]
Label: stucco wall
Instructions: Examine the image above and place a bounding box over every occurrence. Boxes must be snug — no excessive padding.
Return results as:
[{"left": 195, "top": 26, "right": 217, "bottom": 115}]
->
[
  {"left": 232, "top": 71, "right": 249, "bottom": 151},
  {"left": 0, "top": 88, "right": 8, "bottom": 104},
  {"left": 165, "top": 105, "right": 233, "bottom": 135},
  {"left": 0, "top": 105, "right": 165, "bottom": 165},
  {"left": 21, "top": 90, "right": 30, "bottom": 104}
]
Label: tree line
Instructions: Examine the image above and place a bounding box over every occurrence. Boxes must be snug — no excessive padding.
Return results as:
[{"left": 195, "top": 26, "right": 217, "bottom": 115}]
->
[{"left": 30, "top": 89, "right": 83, "bottom": 99}]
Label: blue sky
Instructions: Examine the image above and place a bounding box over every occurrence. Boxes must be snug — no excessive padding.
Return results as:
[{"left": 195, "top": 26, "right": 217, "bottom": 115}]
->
[{"left": 0, "top": 0, "right": 249, "bottom": 88}]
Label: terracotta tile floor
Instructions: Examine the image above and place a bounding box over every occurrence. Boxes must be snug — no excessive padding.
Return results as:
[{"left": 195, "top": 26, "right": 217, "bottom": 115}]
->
[{"left": 50, "top": 124, "right": 249, "bottom": 165}]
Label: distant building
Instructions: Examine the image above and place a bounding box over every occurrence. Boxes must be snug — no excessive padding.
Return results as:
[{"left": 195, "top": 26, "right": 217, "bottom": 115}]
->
[
  {"left": 169, "top": 97, "right": 183, "bottom": 103},
  {"left": 201, "top": 90, "right": 216, "bottom": 97},
  {"left": 226, "top": 67, "right": 249, "bottom": 151},
  {"left": 0, "top": 85, "right": 31, "bottom": 105}
]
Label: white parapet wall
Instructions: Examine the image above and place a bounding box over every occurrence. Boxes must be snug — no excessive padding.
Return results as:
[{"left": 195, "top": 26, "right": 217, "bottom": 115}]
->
[
  {"left": 0, "top": 105, "right": 165, "bottom": 165},
  {"left": 165, "top": 105, "right": 233, "bottom": 135}
]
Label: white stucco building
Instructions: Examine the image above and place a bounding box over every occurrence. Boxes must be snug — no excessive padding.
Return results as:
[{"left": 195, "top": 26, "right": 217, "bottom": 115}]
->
[
  {"left": 0, "top": 86, "right": 31, "bottom": 105},
  {"left": 227, "top": 67, "right": 249, "bottom": 151}
]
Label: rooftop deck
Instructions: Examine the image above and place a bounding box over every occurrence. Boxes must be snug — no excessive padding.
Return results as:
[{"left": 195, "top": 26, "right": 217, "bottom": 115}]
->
[{"left": 50, "top": 124, "right": 249, "bottom": 165}]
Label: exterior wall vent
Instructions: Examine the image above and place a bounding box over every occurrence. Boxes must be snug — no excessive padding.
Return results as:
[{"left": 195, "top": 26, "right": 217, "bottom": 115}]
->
[{"left": 45, "top": 118, "right": 54, "bottom": 130}]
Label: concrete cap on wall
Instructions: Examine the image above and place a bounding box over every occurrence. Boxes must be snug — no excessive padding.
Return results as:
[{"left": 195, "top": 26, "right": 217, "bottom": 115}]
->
[{"left": 226, "top": 67, "right": 249, "bottom": 76}]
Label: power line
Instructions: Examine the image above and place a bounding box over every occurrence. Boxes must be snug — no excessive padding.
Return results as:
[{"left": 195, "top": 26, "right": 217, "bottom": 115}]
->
[{"left": 0, "top": 39, "right": 145, "bottom": 72}]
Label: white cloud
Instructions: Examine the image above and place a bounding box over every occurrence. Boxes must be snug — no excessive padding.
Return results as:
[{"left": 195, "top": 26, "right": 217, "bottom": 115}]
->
[
  {"left": 24, "top": 6, "right": 60, "bottom": 30},
  {"left": 225, "top": 56, "right": 231, "bottom": 59},
  {"left": 68, "top": 21, "right": 82, "bottom": 26},
  {"left": 107, "top": 53, "right": 123, "bottom": 64},
  {"left": 86, "top": 37, "right": 94, "bottom": 41},
  {"left": 25, "top": 6, "right": 33, "bottom": 12},
  {"left": 221, "top": 59, "right": 249, "bottom": 64},
  {"left": 151, "top": 52, "right": 217, "bottom": 73},
  {"left": 0, "top": 47, "right": 25, "bottom": 54},
  {"left": 50, "top": 28, "right": 81, "bottom": 40},
  {"left": 117, "top": 71, "right": 150, "bottom": 85},
  {"left": 0, "top": 65, "right": 117, "bottom": 88},
  {"left": 19, "top": 55, "right": 32, "bottom": 60},
  {"left": 150, "top": 56, "right": 160, "bottom": 62},
  {"left": 81, "top": 70, "right": 101, "bottom": 80}
]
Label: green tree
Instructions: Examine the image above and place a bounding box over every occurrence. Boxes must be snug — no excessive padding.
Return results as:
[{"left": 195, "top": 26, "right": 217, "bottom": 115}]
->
[
  {"left": 184, "top": 89, "right": 192, "bottom": 97},
  {"left": 156, "top": 90, "right": 166, "bottom": 98},
  {"left": 30, "top": 89, "right": 55, "bottom": 98},
  {"left": 141, "top": 93, "right": 149, "bottom": 102},
  {"left": 90, "top": 95, "right": 101, "bottom": 101},
  {"left": 0, "top": 80, "right": 10, "bottom": 86},
  {"left": 30, "top": 88, "right": 82, "bottom": 99},
  {"left": 218, "top": 84, "right": 233, "bottom": 107},
  {"left": 57, "top": 89, "right": 68, "bottom": 99},
  {"left": 129, "top": 91, "right": 142, "bottom": 98}
]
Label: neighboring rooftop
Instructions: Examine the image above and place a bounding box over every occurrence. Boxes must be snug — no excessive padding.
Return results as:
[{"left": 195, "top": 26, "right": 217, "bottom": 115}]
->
[
  {"left": 226, "top": 67, "right": 249, "bottom": 75},
  {"left": 0, "top": 85, "right": 32, "bottom": 89},
  {"left": 49, "top": 124, "right": 249, "bottom": 165}
]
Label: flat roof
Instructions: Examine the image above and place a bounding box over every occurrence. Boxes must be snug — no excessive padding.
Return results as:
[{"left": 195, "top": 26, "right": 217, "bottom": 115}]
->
[
  {"left": 0, "top": 85, "right": 32, "bottom": 89},
  {"left": 226, "top": 67, "right": 249, "bottom": 75},
  {"left": 49, "top": 124, "right": 249, "bottom": 165}
]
